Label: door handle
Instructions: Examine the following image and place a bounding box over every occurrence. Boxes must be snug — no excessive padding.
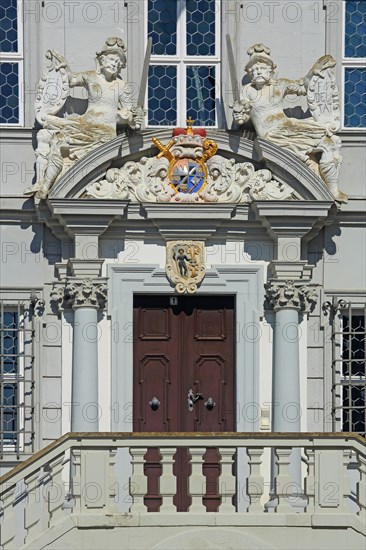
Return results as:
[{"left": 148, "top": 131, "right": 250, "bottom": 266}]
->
[
  {"left": 149, "top": 396, "right": 160, "bottom": 411},
  {"left": 187, "top": 388, "right": 203, "bottom": 412},
  {"left": 204, "top": 397, "right": 216, "bottom": 411}
]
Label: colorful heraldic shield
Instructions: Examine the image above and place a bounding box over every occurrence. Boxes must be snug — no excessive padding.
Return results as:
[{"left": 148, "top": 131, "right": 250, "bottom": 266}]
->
[
  {"left": 152, "top": 117, "right": 218, "bottom": 201},
  {"left": 170, "top": 158, "right": 206, "bottom": 194}
]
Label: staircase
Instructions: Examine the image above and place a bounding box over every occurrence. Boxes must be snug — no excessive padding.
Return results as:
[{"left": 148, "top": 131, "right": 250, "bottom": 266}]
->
[{"left": 1, "top": 432, "right": 365, "bottom": 549}]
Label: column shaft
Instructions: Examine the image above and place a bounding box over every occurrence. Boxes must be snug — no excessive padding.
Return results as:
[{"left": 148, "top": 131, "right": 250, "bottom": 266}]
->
[
  {"left": 71, "top": 306, "right": 99, "bottom": 431},
  {"left": 272, "top": 307, "right": 301, "bottom": 433}
]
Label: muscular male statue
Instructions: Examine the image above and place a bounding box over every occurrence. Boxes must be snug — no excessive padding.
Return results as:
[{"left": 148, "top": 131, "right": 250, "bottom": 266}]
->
[
  {"left": 25, "top": 37, "right": 144, "bottom": 199},
  {"left": 232, "top": 44, "right": 347, "bottom": 202}
]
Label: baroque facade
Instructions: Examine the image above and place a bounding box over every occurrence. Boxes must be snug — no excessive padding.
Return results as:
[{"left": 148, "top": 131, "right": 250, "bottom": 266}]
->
[{"left": 0, "top": 1, "right": 365, "bottom": 549}]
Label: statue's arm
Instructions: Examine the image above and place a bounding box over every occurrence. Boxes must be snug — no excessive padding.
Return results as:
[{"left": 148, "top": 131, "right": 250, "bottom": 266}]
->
[
  {"left": 280, "top": 78, "right": 307, "bottom": 97},
  {"left": 118, "top": 81, "right": 144, "bottom": 128},
  {"left": 68, "top": 71, "right": 88, "bottom": 88},
  {"left": 47, "top": 49, "right": 87, "bottom": 88},
  {"left": 304, "top": 55, "right": 337, "bottom": 87},
  {"left": 282, "top": 55, "right": 337, "bottom": 96}
]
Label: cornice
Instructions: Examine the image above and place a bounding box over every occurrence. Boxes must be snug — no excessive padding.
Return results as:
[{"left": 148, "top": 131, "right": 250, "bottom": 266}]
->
[
  {"left": 46, "top": 130, "right": 338, "bottom": 204},
  {"left": 251, "top": 200, "right": 336, "bottom": 242},
  {"left": 0, "top": 127, "right": 34, "bottom": 142}
]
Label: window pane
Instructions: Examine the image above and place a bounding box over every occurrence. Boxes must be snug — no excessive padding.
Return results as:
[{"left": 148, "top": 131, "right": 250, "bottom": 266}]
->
[
  {"left": 186, "top": 65, "right": 215, "bottom": 126},
  {"left": 0, "top": 0, "right": 18, "bottom": 53},
  {"left": 2, "top": 383, "right": 18, "bottom": 441},
  {"left": 186, "top": 0, "right": 216, "bottom": 56},
  {"left": 148, "top": 65, "right": 177, "bottom": 125},
  {"left": 0, "top": 62, "right": 19, "bottom": 124},
  {"left": 2, "top": 312, "right": 19, "bottom": 374},
  {"left": 148, "top": 0, "right": 177, "bottom": 56},
  {"left": 345, "top": 1, "right": 366, "bottom": 58},
  {"left": 344, "top": 68, "right": 366, "bottom": 127}
]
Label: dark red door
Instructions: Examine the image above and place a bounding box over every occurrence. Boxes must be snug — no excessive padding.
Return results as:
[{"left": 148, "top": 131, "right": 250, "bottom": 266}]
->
[{"left": 133, "top": 295, "right": 235, "bottom": 511}]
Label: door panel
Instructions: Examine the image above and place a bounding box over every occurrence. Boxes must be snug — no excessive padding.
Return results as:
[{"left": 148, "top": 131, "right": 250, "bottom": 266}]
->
[{"left": 133, "top": 295, "right": 235, "bottom": 511}]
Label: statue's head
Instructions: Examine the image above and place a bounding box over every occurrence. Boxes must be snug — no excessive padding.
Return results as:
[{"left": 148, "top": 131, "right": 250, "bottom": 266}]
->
[
  {"left": 245, "top": 44, "right": 275, "bottom": 84},
  {"left": 96, "top": 37, "right": 127, "bottom": 75}
]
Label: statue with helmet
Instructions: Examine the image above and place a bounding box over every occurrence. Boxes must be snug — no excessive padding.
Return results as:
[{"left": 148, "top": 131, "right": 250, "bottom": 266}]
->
[
  {"left": 25, "top": 37, "right": 145, "bottom": 200},
  {"left": 231, "top": 44, "right": 347, "bottom": 203}
]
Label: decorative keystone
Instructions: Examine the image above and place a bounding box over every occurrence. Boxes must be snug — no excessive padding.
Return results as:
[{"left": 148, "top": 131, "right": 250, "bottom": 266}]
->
[
  {"left": 265, "top": 280, "right": 318, "bottom": 313},
  {"left": 50, "top": 278, "right": 107, "bottom": 311}
]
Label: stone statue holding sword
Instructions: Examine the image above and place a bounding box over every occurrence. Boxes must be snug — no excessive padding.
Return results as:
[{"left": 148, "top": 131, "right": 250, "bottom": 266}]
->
[{"left": 25, "top": 37, "right": 152, "bottom": 199}]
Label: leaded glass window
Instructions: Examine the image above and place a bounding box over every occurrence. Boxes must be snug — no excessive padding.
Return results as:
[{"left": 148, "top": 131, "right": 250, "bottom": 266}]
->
[
  {"left": 0, "top": 302, "right": 35, "bottom": 456},
  {"left": 147, "top": 0, "right": 220, "bottom": 127},
  {"left": 329, "top": 299, "right": 366, "bottom": 437},
  {"left": 0, "top": 0, "right": 23, "bottom": 126},
  {"left": 343, "top": 1, "right": 366, "bottom": 128}
]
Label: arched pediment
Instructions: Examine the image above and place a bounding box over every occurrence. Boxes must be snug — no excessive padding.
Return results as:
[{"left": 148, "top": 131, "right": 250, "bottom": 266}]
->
[{"left": 48, "top": 129, "right": 335, "bottom": 202}]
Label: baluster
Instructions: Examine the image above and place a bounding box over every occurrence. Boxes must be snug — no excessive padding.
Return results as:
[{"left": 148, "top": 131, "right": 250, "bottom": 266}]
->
[
  {"left": 129, "top": 447, "right": 147, "bottom": 513},
  {"left": 24, "top": 471, "right": 44, "bottom": 542},
  {"left": 247, "top": 447, "right": 264, "bottom": 513},
  {"left": 218, "top": 447, "right": 236, "bottom": 512},
  {"left": 48, "top": 454, "right": 67, "bottom": 527},
  {"left": 188, "top": 447, "right": 206, "bottom": 513},
  {"left": 357, "top": 451, "right": 366, "bottom": 517},
  {"left": 71, "top": 449, "right": 82, "bottom": 514},
  {"left": 108, "top": 449, "right": 118, "bottom": 514},
  {"left": 0, "top": 483, "right": 18, "bottom": 549},
  {"left": 159, "top": 447, "right": 176, "bottom": 512},
  {"left": 341, "top": 449, "right": 352, "bottom": 512},
  {"left": 274, "top": 447, "right": 293, "bottom": 512},
  {"left": 304, "top": 449, "right": 315, "bottom": 513}
]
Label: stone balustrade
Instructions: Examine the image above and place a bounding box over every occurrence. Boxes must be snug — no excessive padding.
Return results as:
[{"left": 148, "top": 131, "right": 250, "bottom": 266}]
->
[{"left": 0, "top": 433, "right": 365, "bottom": 548}]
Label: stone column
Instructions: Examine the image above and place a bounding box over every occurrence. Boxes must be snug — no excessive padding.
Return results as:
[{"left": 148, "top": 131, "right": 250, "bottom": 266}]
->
[
  {"left": 51, "top": 278, "right": 107, "bottom": 432},
  {"left": 265, "top": 280, "right": 317, "bottom": 508}
]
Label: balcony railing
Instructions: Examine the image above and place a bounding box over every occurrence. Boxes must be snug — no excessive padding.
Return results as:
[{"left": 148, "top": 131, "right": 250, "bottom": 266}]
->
[{"left": 0, "top": 432, "right": 365, "bottom": 548}]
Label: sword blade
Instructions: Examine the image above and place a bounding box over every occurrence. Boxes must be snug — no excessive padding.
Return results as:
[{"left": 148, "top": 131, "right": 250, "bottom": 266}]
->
[
  {"left": 226, "top": 34, "right": 239, "bottom": 102},
  {"left": 137, "top": 37, "right": 153, "bottom": 108}
]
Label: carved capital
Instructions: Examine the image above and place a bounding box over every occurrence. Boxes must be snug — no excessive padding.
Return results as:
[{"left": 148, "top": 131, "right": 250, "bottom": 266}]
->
[
  {"left": 50, "top": 278, "right": 107, "bottom": 312},
  {"left": 265, "top": 280, "right": 317, "bottom": 313}
]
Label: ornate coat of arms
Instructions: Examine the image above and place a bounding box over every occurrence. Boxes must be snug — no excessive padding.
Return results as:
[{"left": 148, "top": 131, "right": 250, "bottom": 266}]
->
[
  {"left": 152, "top": 117, "right": 218, "bottom": 201},
  {"left": 166, "top": 241, "right": 205, "bottom": 294}
]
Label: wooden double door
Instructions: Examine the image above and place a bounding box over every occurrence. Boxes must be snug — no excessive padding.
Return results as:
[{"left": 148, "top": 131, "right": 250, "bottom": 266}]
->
[{"left": 133, "top": 294, "right": 235, "bottom": 511}]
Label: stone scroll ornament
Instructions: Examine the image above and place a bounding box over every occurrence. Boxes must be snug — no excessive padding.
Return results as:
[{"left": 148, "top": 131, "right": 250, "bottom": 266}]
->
[
  {"left": 24, "top": 37, "right": 146, "bottom": 200},
  {"left": 50, "top": 279, "right": 108, "bottom": 311},
  {"left": 166, "top": 241, "right": 205, "bottom": 294},
  {"left": 231, "top": 43, "right": 347, "bottom": 203},
  {"left": 84, "top": 120, "right": 297, "bottom": 203},
  {"left": 265, "top": 280, "right": 318, "bottom": 313}
]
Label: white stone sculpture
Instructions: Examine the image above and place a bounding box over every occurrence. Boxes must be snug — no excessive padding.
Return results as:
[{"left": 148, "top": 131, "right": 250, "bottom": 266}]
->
[
  {"left": 24, "top": 37, "right": 144, "bottom": 200},
  {"left": 231, "top": 44, "right": 347, "bottom": 203},
  {"left": 84, "top": 155, "right": 296, "bottom": 202},
  {"left": 166, "top": 241, "right": 205, "bottom": 294}
]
